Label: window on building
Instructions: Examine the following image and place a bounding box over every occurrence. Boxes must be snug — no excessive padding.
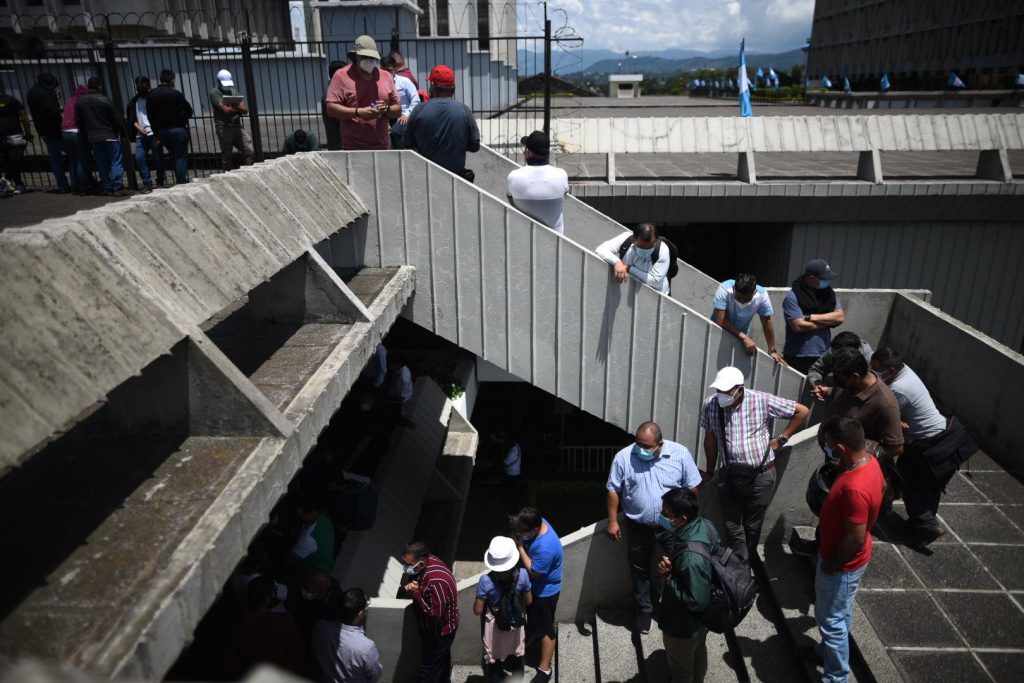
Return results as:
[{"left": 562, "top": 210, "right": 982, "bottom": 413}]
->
[
  {"left": 418, "top": 0, "right": 431, "bottom": 36},
  {"left": 477, "top": 0, "right": 490, "bottom": 50},
  {"left": 436, "top": 0, "right": 450, "bottom": 37}
]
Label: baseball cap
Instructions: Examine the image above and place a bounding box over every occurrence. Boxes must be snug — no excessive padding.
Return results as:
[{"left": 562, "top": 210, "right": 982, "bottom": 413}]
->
[
  {"left": 709, "top": 366, "right": 745, "bottom": 392},
  {"left": 484, "top": 536, "right": 519, "bottom": 572},
  {"left": 804, "top": 258, "right": 839, "bottom": 280},
  {"left": 216, "top": 69, "right": 234, "bottom": 87},
  {"left": 521, "top": 130, "right": 550, "bottom": 155},
  {"left": 353, "top": 35, "right": 381, "bottom": 60},
  {"left": 427, "top": 65, "right": 456, "bottom": 87}
]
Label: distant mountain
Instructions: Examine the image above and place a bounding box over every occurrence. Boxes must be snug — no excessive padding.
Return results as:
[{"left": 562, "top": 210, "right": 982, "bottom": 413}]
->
[{"left": 516, "top": 47, "right": 805, "bottom": 78}]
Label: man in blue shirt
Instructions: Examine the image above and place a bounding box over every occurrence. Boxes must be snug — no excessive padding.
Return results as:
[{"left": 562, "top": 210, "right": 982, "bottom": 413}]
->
[
  {"left": 403, "top": 65, "right": 480, "bottom": 181},
  {"left": 783, "top": 259, "right": 846, "bottom": 374},
  {"left": 606, "top": 421, "right": 702, "bottom": 635},
  {"left": 513, "top": 508, "right": 562, "bottom": 683},
  {"left": 711, "top": 273, "right": 784, "bottom": 364}
]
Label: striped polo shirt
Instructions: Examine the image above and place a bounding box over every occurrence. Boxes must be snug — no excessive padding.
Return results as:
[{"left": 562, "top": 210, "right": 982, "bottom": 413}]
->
[{"left": 411, "top": 554, "right": 460, "bottom": 638}]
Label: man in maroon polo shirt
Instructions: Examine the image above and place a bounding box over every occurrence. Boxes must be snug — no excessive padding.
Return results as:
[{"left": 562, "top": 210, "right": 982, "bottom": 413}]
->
[
  {"left": 324, "top": 35, "right": 400, "bottom": 150},
  {"left": 401, "top": 540, "right": 460, "bottom": 682}
]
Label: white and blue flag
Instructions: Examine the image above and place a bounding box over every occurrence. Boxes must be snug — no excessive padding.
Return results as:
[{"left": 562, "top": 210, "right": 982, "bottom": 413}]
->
[
  {"left": 843, "top": 75, "right": 851, "bottom": 93},
  {"left": 880, "top": 73, "right": 891, "bottom": 91},
  {"left": 822, "top": 74, "right": 833, "bottom": 89},
  {"left": 948, "top": 72, "right": 966, "bottom": 89},
  {"left": 738, "top": 39, "right": 753, "bottom": 117},
  {"left": 768, "top": 67, "right": 779, "bottom": 89},
  {"left": 756, "top": 67, "right": 764, "bottom": 81},
  {"left": 1016, "top": 73, "right": 1024, "bottom": 87}
]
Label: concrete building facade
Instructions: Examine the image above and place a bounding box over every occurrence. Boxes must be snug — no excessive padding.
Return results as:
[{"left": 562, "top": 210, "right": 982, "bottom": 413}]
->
[{"left": 806, "top": 0, "right": 1024, "bottom": 89}]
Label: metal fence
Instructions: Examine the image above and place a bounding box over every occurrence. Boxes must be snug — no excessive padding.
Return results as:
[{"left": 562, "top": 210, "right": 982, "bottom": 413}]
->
[
  {"left": 558, "top": 445, "right": 620, "bottom": 474},
  {"left": 1, "top": 32, "right": 563, "bottom": 190}
]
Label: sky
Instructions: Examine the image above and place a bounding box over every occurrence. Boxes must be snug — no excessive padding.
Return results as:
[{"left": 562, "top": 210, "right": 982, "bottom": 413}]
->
[{"left": 522, "top": 0, "right": 815, "bottom": 54}]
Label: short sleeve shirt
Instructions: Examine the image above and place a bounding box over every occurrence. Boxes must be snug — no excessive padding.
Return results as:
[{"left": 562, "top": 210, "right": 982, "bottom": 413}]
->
[
  {"left": 606, "top": 441, "right": 702, "bottom": 525},
  {"left": 828, "top": 380, "right": 904, "bottom": 448},
  {"left": 819, "top": 456, "right": 885, "bottom": 571},
  {"left": 524, "top": 520, "right": 563, "bottom": 597},
  {"left": 782, "top": 290, "right": 843, "bottom": 358},
  {"left": 506, "top": 163, "right": 570, "bottom": 234},
  {"left": 325, "top": 64, "right": 399, "bottom": 150},
  {"left": 888, "top": 365, "right": 946, "bottom": 442},
  {"left": 476, "top": 568, "right": 532, "bottom": 608},
  {"left": 699, "top": 390, "right": 798, "bottom": 467},
  {"left": 711, "top": 280, "right": 774, "bottom": 334},
  {"left": 209, "top": 86, "right": 243, "bottom": 128}
]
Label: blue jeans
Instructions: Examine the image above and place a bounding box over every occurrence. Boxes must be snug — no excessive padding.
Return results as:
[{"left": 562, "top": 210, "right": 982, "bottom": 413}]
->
[
  {"left": 157, "top": 127, "right": 190, "bottom": 184},
  {"left": 43, "top": 134, "right": 68, "bottom": 190},
  {"left": 134, "top": 134, "right": 164, "bottom": 188},
  {"left": 815, "top": 557, "right": 867, "bottom": 683},
  {"left": 92, "top": 140, "right": 124, "bottom": 192},
  {"left": 61, "top": 132, "right": 87, "bottom": 190}
]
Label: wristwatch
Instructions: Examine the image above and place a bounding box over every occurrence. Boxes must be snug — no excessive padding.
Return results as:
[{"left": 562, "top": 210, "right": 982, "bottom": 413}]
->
[
  {"left": 776, "top": 434, "right": 789, "bottom": 445},
  {"left": 803, "top": 314, "right": 812, "bottom": 322}
]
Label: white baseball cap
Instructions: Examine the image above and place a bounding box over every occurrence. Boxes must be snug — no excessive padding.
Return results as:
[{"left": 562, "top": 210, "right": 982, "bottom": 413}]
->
[
  {"left": 216, "top": 69, "right": 234, "bottom": 87},
  {"left": 484, "top": 536, "right": 519, "bottom": 572},
  {"left": 709, "top": 366, "right": 745, "bottom": 392}
]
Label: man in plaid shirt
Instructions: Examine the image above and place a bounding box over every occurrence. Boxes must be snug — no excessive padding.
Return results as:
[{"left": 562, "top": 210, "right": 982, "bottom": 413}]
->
[{"left": 701, "top": 366, "right": 809, "bottom": 562}]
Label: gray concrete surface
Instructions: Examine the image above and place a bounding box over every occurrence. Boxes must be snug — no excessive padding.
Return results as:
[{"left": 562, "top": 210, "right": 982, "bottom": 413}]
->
[{"left": 594, "top": 610, "right": 642, "bottom": 682}]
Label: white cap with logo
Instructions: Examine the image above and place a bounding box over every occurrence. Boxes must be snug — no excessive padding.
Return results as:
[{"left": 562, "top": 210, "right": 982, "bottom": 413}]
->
[{"left": 709, "top": 366, "right": 745, "bottom": 392}]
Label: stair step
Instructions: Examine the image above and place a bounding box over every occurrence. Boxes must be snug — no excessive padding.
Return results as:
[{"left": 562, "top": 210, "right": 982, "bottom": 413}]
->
[
  {"left": 636, "top": 625, "right": 739, "bottom": 682},
  {"left": 557, "top": 621, "right": 597, "bottom": 683},
  {"left": 594, "top": 610, "right": 641, "bottom": 683}
]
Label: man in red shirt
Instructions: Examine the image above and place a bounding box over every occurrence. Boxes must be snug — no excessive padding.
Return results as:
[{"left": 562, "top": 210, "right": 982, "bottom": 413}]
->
[
  {"left": 401, "top": 540, "right": 460, "bottom": 682},
  {"left": 325, "top": 35, "right": 400, "bottom": 150},
  {"left": 816, "top": 416, "right": 885, "bottom": 683}
]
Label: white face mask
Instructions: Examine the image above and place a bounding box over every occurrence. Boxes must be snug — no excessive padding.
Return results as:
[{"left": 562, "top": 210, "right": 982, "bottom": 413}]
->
[
  {"left": 360, "top": 58, "right": 380, "bottom": 73},
  {"left": 717, "top": 393, "right": 736, "bottom": 408}
]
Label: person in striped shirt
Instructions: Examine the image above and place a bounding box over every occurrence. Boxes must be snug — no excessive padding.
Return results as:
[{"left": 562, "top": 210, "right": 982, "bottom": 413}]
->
[
  {"left": 701, "top": 366, "right": 809, "bottom": 562},
  {"left": 401, "top": 541, "right": 460, "bottom": 682}
]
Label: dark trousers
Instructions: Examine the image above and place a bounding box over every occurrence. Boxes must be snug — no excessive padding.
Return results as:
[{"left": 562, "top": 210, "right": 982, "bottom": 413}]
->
[
  {"left": 91, "top": 140, "right": 124, "bottom": 192},
  {"left": 0, "top": 140, "right": 25, "bottom": 187},
  {"left": 420, "top": 631, "right": 455, "bottom": 683},
  {"left": 626, "top": 518, "right": 659, "bottom": 615},
  {"left": 62, "top": 131, "right": 86, "bottom": 190},
  {"left": 157, "top": 127, "right": 190, "bottom": 184},
  {"left": 489, "top": 656, "right": 524, "bottom": 682},
  {"left": 43, "top": 134, "right": 68, "bottom": 190},
  {"left": 898, "top": 444, "right": 953, "bottom": 531},
  {"left": 134, "top": 134, "right": 164, "bottom": 188},
  {"left": 785, "top": 355, "right": 817, "bottom": 374},
  {"left": 718, "top": 468, "right": 777, "bottom": 562}
]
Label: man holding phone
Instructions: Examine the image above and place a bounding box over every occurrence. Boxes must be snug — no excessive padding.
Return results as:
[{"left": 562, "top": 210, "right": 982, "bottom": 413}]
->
[{"left": 325, "top": 35, "right": 401, "bottom": 151}]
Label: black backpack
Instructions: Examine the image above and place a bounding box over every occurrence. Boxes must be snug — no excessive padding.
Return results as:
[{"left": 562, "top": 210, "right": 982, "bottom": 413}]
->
[
  {"left": 617, "top": 235, "right": 680, "bottom": 280},
  {"left": 681, "top": 524, "right": 757, "bottom": 633},
  {"left": 491, "top": 570, "right": 528, "bottom": 631}
]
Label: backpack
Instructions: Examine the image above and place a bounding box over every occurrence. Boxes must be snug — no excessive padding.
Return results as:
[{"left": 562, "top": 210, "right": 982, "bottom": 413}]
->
[
  {"left": 681, "top": 524, "right": 757, "bottom": 633},
  {"left": 617, "top": 235, "right": 680, "bottom": 280},
  {"left": 490, "top": 570, "right": 528, "bottom": 632}
]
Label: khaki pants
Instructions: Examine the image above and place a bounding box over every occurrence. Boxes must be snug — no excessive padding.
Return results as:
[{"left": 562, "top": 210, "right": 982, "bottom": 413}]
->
[
  {"left": 663, "top": 627, "right": 708, "bottom": 683},
  {"left": 218, "top": 126, "right": 253, "bottom": 169}
]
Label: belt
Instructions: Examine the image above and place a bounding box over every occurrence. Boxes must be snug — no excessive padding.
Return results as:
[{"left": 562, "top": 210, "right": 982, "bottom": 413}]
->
[{"left": 729, "top": 459, "right": 775, "bottom": 472}]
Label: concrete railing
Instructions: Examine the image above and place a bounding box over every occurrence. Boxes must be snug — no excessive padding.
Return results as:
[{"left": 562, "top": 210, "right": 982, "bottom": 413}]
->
[
  {"left": 805, "top": 90, "right": 1023, "bottom": 110},
  {"left": 482, "top": 113, "right": 1024, "bottom": 183},
  {"left": 320, "top": 150, "right": 804, "bottom": 456}
]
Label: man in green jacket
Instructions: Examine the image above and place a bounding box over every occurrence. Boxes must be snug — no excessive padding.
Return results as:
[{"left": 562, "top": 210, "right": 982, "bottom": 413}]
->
[{"left": 656, "top": 487, "right": 713, "bottom": 683}]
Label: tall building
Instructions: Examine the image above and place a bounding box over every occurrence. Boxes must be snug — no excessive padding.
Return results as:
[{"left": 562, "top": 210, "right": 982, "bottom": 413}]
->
[{"left": 806, "top": 0, "right": 1024, "bottom": 89}]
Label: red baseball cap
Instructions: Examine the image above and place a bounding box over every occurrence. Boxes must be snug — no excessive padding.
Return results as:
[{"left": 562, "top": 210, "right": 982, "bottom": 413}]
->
[{"left": 427, "top": 65, "right": 455, "bottom": 87}]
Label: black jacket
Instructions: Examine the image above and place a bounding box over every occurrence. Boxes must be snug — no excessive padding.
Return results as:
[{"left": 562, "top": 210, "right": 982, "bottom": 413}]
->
[
  {"left": 75, "top": 91, "right": 124, "bottom": 144},
  {"left": 26, "top": 84, "right": 62, "bottom": 137},
  {"left": 146, "top": 84, "right": 193, "bottom": 131}
]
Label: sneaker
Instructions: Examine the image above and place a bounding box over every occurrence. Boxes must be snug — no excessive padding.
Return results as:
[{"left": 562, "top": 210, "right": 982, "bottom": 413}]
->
[
  {"left": 789, "top": 536, "right": 819, "bottom": 558},
  {"left": 912, "top": 526, "right": 946, "bottom": 547},
  {"left": 636, "top": 613, "right": 652, "bottom": 635},
  {"left": 141, "top": 186, "right": 153, "bottom": 194},
  {"left": 531, "top": 669, "right": 551, "bottom": 683}
]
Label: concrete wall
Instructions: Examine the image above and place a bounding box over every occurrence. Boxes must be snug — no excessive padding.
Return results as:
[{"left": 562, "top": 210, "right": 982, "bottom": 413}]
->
[
  {"left": 882, "top": 293, "right": 1024, "bottom": 477},
  {"left": 320, "top": 150, "right": 805, "bottom": 456},
  {"left": 787, "top": 222, "right": 1024, "bottom": 352}
]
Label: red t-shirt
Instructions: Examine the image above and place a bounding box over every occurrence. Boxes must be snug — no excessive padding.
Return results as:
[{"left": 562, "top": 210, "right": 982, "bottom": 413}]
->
[
  {"left": 818, "top": 455, "right": 885, "bottom": 572},
  {"left": 325, "top": 64, "right": 399, "bottom": 150}
]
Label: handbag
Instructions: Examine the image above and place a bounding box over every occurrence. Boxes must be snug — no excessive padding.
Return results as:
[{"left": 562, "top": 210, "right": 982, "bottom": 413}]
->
[{"left": 719, "top": 403, "right": 772, "bottom": 497}]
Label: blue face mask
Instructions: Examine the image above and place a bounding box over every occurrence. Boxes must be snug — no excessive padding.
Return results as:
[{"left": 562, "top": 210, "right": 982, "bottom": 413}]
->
[
  {"left": 824, "top": 445, "right": 835, "bottom": 461},
  {"left": 634, "top": 445, "right": 657, "bottom": 461},
  {"left": 403, "top": 562, "right": 422, "bottom": 576},
  {"left": 816, "top": 279, "right": 831, "bottom": 290},
  {"left": 658, "top": 514, "right": 675, "bottom": 531},
  {"left": 634, "top": 246, "right": 654, "bottom": 259}
]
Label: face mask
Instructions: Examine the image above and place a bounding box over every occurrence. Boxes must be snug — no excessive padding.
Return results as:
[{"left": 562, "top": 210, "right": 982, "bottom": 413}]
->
[
  {"left": 657, "top": 514, "right": 675, "bottom": 532},
  {"left": 520, "top": 532, "right": 537, "bottom": 543},
  {"left": 301, "top": 590, "right": 317, "bottom": 601},
  {"left": 817, "top": 279, "right": 831, "bottom": 290},
  {"left": 634, "top": 445, "right": 656, "bottom": 461},
  {"left": 634, "top": 246, "right": 654, "bottom": 259},
  {"left": 824, "top": 445, "right": 835, "bottom": 460},
  {"left": 360, "top": 58, "right": 381, "bottom": 73},
  {"left": 717, "top": 393, "right": 736, "bottom": 408},
  {"left": 403, "top": 562, "right": 422, "bottom": 576}
]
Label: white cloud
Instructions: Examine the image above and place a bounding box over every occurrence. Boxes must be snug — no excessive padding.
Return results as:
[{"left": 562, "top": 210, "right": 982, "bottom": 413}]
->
[{"left": 545, "top": 0, "right": 812, "bottom": 54}]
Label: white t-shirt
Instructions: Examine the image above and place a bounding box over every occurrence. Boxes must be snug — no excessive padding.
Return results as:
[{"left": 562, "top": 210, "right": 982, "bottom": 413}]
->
[
  {"left": 135, "top": 98, "right": 152, "bottom": 136},
  {"left": 503, "top": 443, "right": 522, "bottom": 477},
  {"left": 506, "top": 163, "right": 570, "bottom": 234},
  {"left": 595, "top": 234, "right": 672, "bottom": 294}
]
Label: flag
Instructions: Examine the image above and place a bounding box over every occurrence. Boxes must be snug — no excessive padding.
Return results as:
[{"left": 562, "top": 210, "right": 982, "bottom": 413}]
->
[
  {"left": 822, "top": 74, "right": 832, "bottom": 89},
  {"left": 756, "top": 67, "right": 764, "bottom": 80},
  {"left": 768, "top": 67, "right": 779, "bottom": 89},
  {"left": 843, "top": 75, "right": 851, "bottom": 93},
  {"left": 880, "top": 73, "right": 890, "bottom": 91},
  {"left": 738, "top": 38, "right": 753, "bottom": 118},
  {"left": 1016, "top": 73, "right": 1024, "bottom": 87},
  {"left": 948, "top": 72, "right": 966, "bottom": 89}
]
